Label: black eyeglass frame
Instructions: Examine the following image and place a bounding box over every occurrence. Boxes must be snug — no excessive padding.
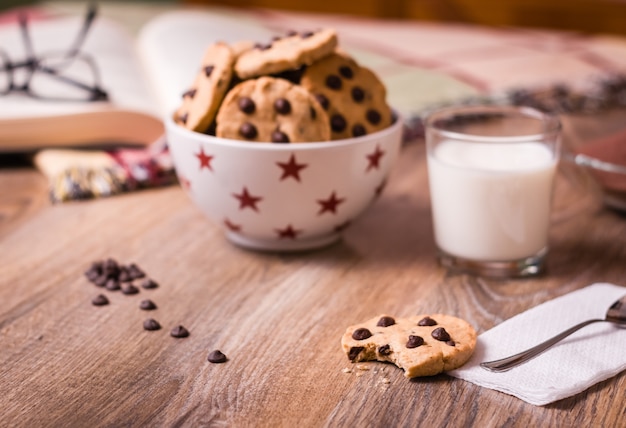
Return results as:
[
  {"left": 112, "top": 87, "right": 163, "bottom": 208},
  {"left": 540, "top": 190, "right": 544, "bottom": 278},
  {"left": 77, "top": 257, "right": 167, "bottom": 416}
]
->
[{"left": 0, "top": 2, "right": 109, "bottom": 102}]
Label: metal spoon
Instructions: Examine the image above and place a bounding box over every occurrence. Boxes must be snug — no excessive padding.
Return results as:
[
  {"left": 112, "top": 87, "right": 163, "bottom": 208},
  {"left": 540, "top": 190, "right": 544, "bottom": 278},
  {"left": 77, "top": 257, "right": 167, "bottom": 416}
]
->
[{"left": 480, "top": 294, "right": 626, "bottom": 372}]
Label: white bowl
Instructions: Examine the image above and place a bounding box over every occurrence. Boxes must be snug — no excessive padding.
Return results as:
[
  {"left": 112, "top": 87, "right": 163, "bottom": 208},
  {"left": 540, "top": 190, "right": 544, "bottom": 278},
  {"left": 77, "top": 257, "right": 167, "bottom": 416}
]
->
[{"left": 165, "top": 113, "right": 403, "bottom": 251}]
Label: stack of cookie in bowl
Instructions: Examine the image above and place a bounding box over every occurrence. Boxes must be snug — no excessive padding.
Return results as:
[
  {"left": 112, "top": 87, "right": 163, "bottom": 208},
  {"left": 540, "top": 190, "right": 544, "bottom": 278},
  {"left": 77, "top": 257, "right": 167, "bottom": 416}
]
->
[
  {"left": 165, "top": 29, "right": 403, "bottom": 251},
  {"left": 173, "top": 28, "right": 393, "bottom": 143}
]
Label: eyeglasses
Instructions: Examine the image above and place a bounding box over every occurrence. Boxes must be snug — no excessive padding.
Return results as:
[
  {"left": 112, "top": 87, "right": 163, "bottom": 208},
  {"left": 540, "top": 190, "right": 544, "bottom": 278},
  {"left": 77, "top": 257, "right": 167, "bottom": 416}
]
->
[{"left": 0, "top": 2, "right": 109, "bottom": 102}]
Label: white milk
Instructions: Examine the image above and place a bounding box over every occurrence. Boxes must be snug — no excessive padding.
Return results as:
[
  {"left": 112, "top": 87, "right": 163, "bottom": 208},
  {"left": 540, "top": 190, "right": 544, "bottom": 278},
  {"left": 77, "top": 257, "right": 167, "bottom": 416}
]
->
[{"left": 427, "top": 140, "right": 557, "bottom": 261}]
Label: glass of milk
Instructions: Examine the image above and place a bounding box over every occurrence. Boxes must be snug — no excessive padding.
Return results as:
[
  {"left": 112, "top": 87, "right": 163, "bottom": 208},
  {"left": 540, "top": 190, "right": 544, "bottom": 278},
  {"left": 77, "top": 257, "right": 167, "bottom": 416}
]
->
[{"left": 425, "top": 105, "right": 561, "bottom": 278}]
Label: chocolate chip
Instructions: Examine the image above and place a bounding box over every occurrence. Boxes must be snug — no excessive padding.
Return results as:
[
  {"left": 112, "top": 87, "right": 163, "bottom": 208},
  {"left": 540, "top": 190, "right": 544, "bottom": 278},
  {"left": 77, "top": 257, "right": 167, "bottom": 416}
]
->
[
  {"left": 406, "top": 335, "right": 424, "bottom": 348},
  {"left": 271, "top": 130, "right": 290, "bottom": 143},
  {"left": 417, "top": 316, "right": 437, "bottom": 326},
  {"left": 143, "top": 318, "right": 161, "bottom": 331},
  {"left": 348, "top": 346, "right": 364, "bottom": 361},
  {"left": 339, "top": 66, "right": 353, "bottom": 79},
  {"left": 352, "top": 124, "right": 366, "bottom": 137},
  {"left": 105, "top": 279, "right": 120, "bottom": 291},
  {"left": 351, "top": 87, "right": 364, "bottom": 102},
  {"left": 207, "top": 350, "right": 228, "bottom": 363},
  {"left": 446, "top": 340, "right": 456, "bottom": 347},
  {"left": 118, "top": 268, "right": 131, "bottom": 282},
  {"left": 286, "top": 30, "right": 298, "bottom": 37},
  {"left": 238, "top": 97, "right": 256, "bottom": 114},
  {"left": 301, "top": 31, "right": 314, "bottom": 38},
  {"left": 141, "top": 278, "right": 159, "bottom": 289},
  {"left": 330, "top": 114, "right": 347, "bottom": 132},
  {"left": 182, "top": 88, "right": 197, "bottom": 99},
  {"left": 274, "top": 98, "right": 291, "bottom": 115},
  {"left": 128, "top": 263, "right": 145, "bottom": 280},
  {"left": 315, "top": 93, "right": 329, "bottom": 110},
  {"left": 352, "top": 327, "right": 372, "bottom": 340},
  {"left": 239, "top": 122, "right": 258, "bottom": 139},
  {"left": 376, "top": 316, "right": 396, "bottom": 327},
  {"left": 121, "top": 283, "right": 139, "bottom": 295},
  {"left": 254, "top": 42, "right": 272, "bottom": 50},
  {"left": 378, "top": 344, "right": 391, "bottom": 356},
  {"left": 431, "top": 327, "right": 451, "bottom": 342},
  {"left": 93, "top": 275, "right": 108, "bottom": 287},
  {"left": 139, "top": 299, "right": 157, "bottom": 310},
  {"left": 178, "top": 112, "right": 188, "bottom": 125},
  {"left": 309, "top": 106, "right": 317, "bottom": 119},
  {"left": 92, "top": 294, "right": 109, "bottom": 306},
  {"left": 204, "top": 65, "right": 214, "bottom": 77},
  {"left": 325, "top": 74, "right": 342, "bottom": 90},
  {"left": 366, "top": 109, "right": 382, "bottom": 125},
  {"left": 170, "top": 325, "right": 190, "bottom": 338},
  {"left": 85, "top": 264, "right": 101, "bottom": 281}
]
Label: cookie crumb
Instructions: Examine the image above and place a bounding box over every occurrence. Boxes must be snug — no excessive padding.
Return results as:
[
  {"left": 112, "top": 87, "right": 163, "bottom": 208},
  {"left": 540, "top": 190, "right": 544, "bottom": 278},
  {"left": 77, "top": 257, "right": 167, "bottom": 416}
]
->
[
  {"left": 356, "top": 364, "right": 370, "bottom": 371},
  {"left": 341, "top": 368, "right": 353, "bottom": 374}
]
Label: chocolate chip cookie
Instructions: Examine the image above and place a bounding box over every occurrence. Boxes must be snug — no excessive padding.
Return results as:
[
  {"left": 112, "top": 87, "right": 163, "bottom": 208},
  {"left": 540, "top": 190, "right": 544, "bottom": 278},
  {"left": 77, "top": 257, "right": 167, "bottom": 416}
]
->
[
  {"left": 301, "top": 52, "right": 392, "bottom": 140},
  {"left": 341, "top": 314, "right": 477, "bottom": 378},
  {"left": 174, "top": 42, "right": 235, "bottom": 133},
  {"left": 215, "top": 76, "right": 330, "bottom": 143},
  {"left": 234, "top": 29, "right": 338, "bottom": 79}
]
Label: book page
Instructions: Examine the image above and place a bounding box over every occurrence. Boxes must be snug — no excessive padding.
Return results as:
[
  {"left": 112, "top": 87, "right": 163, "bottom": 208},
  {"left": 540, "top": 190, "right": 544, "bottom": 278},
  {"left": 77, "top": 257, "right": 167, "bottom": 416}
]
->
[
  {"left": 0, "top": 14, "right": 157, "bottom": 120},
  {"left": 136, "top": 8, "right": 273, "bottom": 117}
]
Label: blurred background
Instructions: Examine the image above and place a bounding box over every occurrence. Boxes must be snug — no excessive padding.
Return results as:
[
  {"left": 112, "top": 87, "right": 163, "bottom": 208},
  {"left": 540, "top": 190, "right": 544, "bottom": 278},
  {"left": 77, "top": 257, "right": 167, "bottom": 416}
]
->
[{"left": 1, "top": 0, "right": 625, "bottom": 35}]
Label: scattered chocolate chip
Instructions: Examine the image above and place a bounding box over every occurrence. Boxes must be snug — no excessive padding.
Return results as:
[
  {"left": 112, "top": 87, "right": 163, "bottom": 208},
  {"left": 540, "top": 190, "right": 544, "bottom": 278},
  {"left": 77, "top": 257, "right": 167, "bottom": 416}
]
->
[
  {"left": 141, "top": 279, "right": 159, "bottom": 289},
  {"left": 351, "top": 87, "right": 365, "bottom": 103},
  {"left": 330, "top": 114, "right": 347, "bottom": 132},
  {"left": 105, "top": 279, "right": 121, "bottom": 291},
  {"left": 238, "top": 97, "right": 255, "bottom": 114},
  {"left": 417, "top": 316, "right": 437, "bottom": 326},
  {"left": 378, "top": 344, "right": 391, "bottom": 355},
  {"left": 376, "top": 316, "right": 396, "bottom": 327},
  {"left": 366, "top": 109, "right": 381, "bottom": 125},
  {"left": 271, "top": 130, "right": 290, "bottom": 143},
  {"left": 92, "top": 294, "right": 109, "bottom": 306},
  {"left": 143, "top": 318, "right": 161, "bottom": 331},
  {"left": 121, "top": 283, "right": 139, "bottom": 295},
  {"left": 348, "top": 346, "right": 364, "bottom": 361},
  {"left": 406, "top": 335, "right": 424, "bottom": 348},
  {"left": 179, "top": 112, "right": 188, "bottom": 124},
  {"left": 274, "top": 98, "right": 291, "bottom": 114},
  {"left": 207, "top": 350, "right": 228, "bottom": 363},
  {"left": 325, "top": 74, "right": 342, "bottom": 90},
  {"left": 352, "top": 327, "right": 372, "bottom": 340},
  {"left": 127, "top": 263, "right": 145, "bottom": 280},
  {"left": 139, "top": 299, "right": 157, "bottom": 310},
  {"left": 431, "top": 327, "right": 451, "bottom": 342},
  {"left": 239, "top": 122, "right": 258, "bottom": 139},
  {"left": 85, "top": 264, "right": 101, "bottom": 281},
  {"left": 204, "top": 65, "right": 214, "bottom": 77},
  {"left": 352, "top": 124, "right": 366, "bottom": 137},
  {"left": 182, "top": 88, "right": 197, "bottom": 99},
  {"left": 170, "top": 325, "right": 190, "bottom": 338},
  {"left": 254, "top": 42, "right": 272, "bottom": 51},
  {"left": 93, "top": 275, "right": 108, "bottom": 287},
  {"left": 118, "top": 268, "right": 131, "bottom": 282},
  {"left": 339, "top": 66, "right": 353, "bottom": 79},
  {"left": 315, "top": 93, "right": 329, "bottom": 110},
  {"left": 446, "top": 340, "right": 456, "bottom": 347}
]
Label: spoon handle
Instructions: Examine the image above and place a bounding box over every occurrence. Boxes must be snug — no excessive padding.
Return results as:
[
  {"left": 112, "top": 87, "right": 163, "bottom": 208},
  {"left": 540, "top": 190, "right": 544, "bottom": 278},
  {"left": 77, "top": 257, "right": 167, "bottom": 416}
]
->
[{"left": 480, "top": 319, "right": 605, "bottom": 372}]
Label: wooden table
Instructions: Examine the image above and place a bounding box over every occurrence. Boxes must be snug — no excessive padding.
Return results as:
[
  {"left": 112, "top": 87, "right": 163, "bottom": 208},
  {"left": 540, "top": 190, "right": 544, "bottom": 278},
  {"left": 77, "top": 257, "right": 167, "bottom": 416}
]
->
[{"left": 1, "top": 110, "right": 625, "bottom": 427}]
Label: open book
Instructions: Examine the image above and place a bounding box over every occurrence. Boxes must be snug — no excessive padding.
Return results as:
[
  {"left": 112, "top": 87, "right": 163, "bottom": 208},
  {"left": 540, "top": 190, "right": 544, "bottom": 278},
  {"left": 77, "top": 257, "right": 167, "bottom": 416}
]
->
[{"left": 0, "top": 8, "right": 275, "bottom": 152}]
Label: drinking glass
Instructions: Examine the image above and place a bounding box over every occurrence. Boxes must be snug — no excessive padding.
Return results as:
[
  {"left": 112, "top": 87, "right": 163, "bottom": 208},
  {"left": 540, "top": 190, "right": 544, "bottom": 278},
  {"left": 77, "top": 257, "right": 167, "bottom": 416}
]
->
[{"left": 424, "top": 105, "right": 561, "bottom": 278}]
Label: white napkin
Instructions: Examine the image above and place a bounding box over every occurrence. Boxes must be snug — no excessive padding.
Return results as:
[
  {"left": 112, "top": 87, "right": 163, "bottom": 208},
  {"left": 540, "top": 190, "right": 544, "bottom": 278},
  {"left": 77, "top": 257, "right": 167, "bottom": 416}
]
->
[{"left": 448, "top": 283, "right": 626, "bottom": 406}]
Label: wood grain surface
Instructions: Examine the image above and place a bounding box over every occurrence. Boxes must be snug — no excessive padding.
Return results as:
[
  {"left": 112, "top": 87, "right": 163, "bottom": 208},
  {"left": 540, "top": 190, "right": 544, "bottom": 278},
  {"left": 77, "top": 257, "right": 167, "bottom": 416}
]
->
[{"left": 1, "top": 111, "right": 626, "bottom": 427}]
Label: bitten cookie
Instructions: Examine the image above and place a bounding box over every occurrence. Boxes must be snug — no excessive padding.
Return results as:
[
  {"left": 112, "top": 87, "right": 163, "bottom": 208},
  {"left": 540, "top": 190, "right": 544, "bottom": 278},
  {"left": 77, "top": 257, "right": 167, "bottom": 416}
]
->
[
  {"left": 341, "top": 314, "right": 477, "bottom": 378},
  {"left": 301, "top": 52, "right": 392, "bottom": 140},
  {"left": 216, "top": 76, "right": 330, "bottom": 143},
  {"left": 174, "top": 42, "right": 235, "bottom": 133},
  {"left": 234, "top": 29, "right": 338, "bottom": 79}
]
